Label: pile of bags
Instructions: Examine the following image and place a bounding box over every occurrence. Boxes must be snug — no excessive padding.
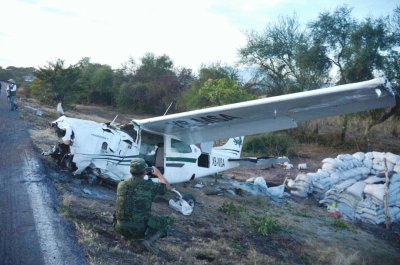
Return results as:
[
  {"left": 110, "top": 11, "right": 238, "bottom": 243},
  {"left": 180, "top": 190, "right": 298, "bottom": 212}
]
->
[{"left": 290, "top": 151, "right": 400, "bottom": 224}]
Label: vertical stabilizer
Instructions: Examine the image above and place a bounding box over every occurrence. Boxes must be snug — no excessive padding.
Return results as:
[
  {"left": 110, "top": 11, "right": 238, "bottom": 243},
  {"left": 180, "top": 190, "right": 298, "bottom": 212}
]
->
[{"left": 213, "top": 136, "right": 244, "bottom": 158}]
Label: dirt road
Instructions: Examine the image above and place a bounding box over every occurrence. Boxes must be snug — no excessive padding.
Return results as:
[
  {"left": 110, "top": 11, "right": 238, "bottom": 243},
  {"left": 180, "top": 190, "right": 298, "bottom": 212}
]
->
[{"left": 0, "top": 90, "right": 85, "bottom": 265}]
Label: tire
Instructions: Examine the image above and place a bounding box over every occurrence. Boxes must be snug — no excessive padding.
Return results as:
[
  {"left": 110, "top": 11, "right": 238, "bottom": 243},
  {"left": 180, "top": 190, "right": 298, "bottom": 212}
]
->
[{"left": 182, "top": 194, "right": 196, "bottom": 207}]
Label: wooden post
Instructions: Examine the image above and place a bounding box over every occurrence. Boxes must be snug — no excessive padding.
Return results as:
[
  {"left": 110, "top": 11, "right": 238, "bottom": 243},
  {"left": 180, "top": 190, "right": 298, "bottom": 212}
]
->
[{"left": 383, "top": 158, "right": 391, "bottom": 230}]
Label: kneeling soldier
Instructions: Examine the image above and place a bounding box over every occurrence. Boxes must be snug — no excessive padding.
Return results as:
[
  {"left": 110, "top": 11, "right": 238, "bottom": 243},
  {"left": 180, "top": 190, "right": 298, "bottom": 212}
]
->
[{"left": 114, "top": 158, "right": 174, "bottom": 254}]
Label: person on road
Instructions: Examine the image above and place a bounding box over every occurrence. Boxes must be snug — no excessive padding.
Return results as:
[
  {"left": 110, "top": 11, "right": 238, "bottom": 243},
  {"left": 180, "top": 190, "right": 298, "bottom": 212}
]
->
[
  {"left": 6, "top": 79, "right": 18, "bottom": 111},
  {"left": 114, "top": 158, "right": 174, "bottom": 254}
]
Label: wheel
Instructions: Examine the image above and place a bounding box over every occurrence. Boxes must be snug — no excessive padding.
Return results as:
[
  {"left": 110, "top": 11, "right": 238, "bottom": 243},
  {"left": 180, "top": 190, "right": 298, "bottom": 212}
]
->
[{"left": 182, "top": 194, "right": 196, "bottom": 207}]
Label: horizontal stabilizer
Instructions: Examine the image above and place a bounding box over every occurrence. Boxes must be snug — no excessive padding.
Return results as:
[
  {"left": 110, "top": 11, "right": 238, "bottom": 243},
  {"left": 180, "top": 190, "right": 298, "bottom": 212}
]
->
[{"left": 229, "top": 156, "right": 289, "bottom": 167}]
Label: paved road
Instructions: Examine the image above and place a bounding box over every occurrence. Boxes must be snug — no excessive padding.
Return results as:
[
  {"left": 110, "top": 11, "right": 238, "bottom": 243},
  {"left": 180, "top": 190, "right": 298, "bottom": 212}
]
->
[{"left": 0, "top": 87, "right": 85, "bottom": 265}]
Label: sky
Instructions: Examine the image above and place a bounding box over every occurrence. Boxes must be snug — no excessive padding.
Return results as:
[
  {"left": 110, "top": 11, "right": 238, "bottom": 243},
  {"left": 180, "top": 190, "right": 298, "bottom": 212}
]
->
[{"left": 0, "top": 0, "right": 398, "bottom": 72}]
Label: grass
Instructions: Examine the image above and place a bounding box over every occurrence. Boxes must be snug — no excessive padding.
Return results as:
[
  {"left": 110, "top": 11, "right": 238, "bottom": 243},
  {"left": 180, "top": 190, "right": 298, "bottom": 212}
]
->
[
  {"left": 251, "top": 214, "right": 283, "bottom": 236},
  {"left": 297, "top": 207, "right": 312, "bottom": 218},
  {"left": 230, "top": 240, "right": 246, "bottom": 253},
  {"left": 60, "top": 194, "right": 75, "bottom": 218},
  {"left": 332, "top": 251, "right": 362, "bottom": 265},
  {"left": 332, "top": 218, "right": 349, "bottom": 231},
  {"left": 218, "top": 201, "right": 248, "bottom": 216}
]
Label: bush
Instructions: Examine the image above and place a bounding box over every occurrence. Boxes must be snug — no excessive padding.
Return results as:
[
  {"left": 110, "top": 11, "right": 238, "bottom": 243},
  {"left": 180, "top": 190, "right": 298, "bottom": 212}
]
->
[
  {"left": 332, "top": 218, "right": 348, "bottom": 231},
  {"left": 218, "top": 202, "right": 247, "bottom": 216},
  {"left": 250, "top": 214, "right": 283, "bottom": 236},
  {"left": 243, "top": 132, "right": 298, "bottom": 157}
]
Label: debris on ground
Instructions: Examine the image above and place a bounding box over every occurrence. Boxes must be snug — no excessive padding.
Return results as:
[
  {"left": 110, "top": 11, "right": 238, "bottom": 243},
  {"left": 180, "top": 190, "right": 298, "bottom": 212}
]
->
[
  {"left": 168, "top": 189, "right": 194, "bottom": 215},
  {"left": 298, "top": 163, "right": 307, "bottom": 170}
]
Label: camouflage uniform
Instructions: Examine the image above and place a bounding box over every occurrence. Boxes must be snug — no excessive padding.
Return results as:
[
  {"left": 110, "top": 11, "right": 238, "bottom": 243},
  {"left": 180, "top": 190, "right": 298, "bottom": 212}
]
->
[{"left": 114, "top": 159, "right": 173, "bottom": 239}]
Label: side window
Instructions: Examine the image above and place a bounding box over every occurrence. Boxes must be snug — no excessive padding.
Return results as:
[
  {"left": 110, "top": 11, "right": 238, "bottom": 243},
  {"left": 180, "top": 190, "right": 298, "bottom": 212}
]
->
[{"left": 171, "top": 139, "right": 192, "bottom": 153}]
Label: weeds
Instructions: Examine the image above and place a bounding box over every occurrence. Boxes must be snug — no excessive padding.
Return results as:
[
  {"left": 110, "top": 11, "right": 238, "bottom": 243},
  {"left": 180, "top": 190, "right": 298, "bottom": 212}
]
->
[
  {"left": 60, "top": 194, "right": 75, "bottom": 218},
  {"left": 332, "top": 250, "right": 361, "bottom": 265},
  {"left": 230, "top": 240, "right": 246, "bottom": 253},
  {"left": 60, "top": 204, "right": 72, "bottom": 218},
  {"left": 332, "top": 218, "right": 348, "bottom": 231},
  {"left": 297, "top": 208, "right": 311, "bottom": 218},
  {"left": 219, "top": 202, "right": 247, "bottom": 216},
  {"left": 251, "top": 214, "right": 283, "bottom": 236}
]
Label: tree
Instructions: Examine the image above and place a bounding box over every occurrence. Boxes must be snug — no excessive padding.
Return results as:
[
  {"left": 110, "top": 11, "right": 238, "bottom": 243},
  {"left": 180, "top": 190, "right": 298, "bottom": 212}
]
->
[
  {"left": 196, "top": 78, "right": 255, "bottom": 107},
  {"left": 116, "top": 82, "right": 150, "bottom": 112},
  {"left": 178, "top": 64, "right": 253, "bottom": 110},
  {"left": 309, "top": 6, "right": 399, "bottom": 141},
  {"left": 309, "top": 6, "right": 357, "bottom": 84},
  {"left": 34, "top": 59, "right": 81, "bottom": 105},
  {"left": 115, "top": 53, "right": 192, "bottom": 114},
  {"left": 240, "top": 15, "right": 330, "bottom": 96},
  {"left": 75, "top": 58, "right": 115, "bottom": 105}
]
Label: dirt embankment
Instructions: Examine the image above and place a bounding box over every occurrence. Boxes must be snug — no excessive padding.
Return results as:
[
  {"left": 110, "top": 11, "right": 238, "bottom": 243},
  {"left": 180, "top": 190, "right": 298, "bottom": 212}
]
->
[{"left": 20, "top": 97, "right": 400, "bottom": 265}]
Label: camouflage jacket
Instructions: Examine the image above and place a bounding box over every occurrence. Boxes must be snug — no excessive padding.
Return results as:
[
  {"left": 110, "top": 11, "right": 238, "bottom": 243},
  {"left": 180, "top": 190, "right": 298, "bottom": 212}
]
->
[{"left": 115, "top": 177, "right": 167, "bottom": 224}]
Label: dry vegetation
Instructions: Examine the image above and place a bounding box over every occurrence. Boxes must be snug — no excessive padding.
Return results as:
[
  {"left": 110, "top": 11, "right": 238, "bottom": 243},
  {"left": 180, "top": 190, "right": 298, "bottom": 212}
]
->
[{"left": 19, "top": 97, "right": 400, "bottom": 265}]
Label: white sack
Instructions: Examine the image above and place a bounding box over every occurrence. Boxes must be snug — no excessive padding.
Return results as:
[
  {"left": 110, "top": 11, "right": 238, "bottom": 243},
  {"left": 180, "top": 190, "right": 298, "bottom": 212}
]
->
[
  {"left": 372, "top": 151, "right": 385, "bottom": 160},
  {"left": 353, "top": 152, "right": 365, "bottom": 161},
  {"left": 385, "top": 152, "right": 400, "bottom": 165},
  {"left": 337, "top": 154, "right": 354, "bottom": 161}
]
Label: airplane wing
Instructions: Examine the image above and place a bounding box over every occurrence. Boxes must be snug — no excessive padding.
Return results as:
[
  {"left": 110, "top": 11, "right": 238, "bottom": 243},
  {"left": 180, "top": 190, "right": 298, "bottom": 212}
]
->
[{"left": 133, "top": 78, "right": 397, "bottom": 144}]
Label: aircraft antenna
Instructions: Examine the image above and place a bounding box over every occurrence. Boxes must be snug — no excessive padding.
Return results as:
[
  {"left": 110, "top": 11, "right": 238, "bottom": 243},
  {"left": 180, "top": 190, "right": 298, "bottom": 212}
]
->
[
  {"left": 111, "top": 114, "right": 118, "bottom": 125},
  {"left": 163, "top": 101, "right": 174, "bottom": 116}
]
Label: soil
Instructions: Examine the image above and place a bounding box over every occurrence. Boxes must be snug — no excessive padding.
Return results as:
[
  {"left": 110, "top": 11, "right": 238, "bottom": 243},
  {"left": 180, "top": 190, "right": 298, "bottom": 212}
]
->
[{"left": 18, "top": 97, "right": 400, "bottom": 265}]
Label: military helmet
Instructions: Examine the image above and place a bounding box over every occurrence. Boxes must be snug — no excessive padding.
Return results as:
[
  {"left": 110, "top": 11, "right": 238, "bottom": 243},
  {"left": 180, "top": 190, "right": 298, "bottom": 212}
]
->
[{"left": 130, "top": 158, "right": 147, "bottom": 176}]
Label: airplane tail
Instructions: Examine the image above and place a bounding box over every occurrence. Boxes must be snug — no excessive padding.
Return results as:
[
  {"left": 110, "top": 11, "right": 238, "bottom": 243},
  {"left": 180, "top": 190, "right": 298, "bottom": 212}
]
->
[
  {"left": 213, "top": 136, "right": 244, "bottom": 158},
  {"left": 57, "top": 102, "right": 65, "bottom": 116}
]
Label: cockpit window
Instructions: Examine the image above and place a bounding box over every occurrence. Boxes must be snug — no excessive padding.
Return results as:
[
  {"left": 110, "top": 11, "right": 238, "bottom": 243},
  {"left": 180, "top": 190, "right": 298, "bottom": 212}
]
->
[
  {"left": 119, "top": 124, "right": 138, "bottom": 141},
  {"left": 171, "top": 139, "right": 192, "bottom": 153}
]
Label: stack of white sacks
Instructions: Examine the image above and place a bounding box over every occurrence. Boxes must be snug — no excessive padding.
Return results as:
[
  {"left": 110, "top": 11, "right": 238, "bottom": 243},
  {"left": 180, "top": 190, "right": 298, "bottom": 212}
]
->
[{"left": 290, "top": 151, "right": 400, "bottom": 224}]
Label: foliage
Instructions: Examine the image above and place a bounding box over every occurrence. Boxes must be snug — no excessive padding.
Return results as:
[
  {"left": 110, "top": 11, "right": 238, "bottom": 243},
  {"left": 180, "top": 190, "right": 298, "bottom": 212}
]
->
[
  {"left": 0, "top": 66, "right": 35, "bottom": 85},
  {"left": 197, "top": 78, "right": 254, "bottom": 107},
  {"left": 218, "top": 202, "right": 247, "bottom": 216},
  {"left": 121, "top": 53, "right": 192, "bottom": 114},
  {"left": 243, "top": 132, "right": 298, "bottom": 157},
  {"left": 179, "top": 64, "right": 255, "bottom": 110},
  {"left": 308, "top": 6, "right": 357, "bottom": 84},
  {"left": 240, "top": 15, "right": 330, "bottom": 96},
  {"left": 34, "top": 59, "right": 81, "bottom": 105},
  {"left": 77, "top": 58, "right": 115, "bottom": 105},
  {"left": 332, "top": 218, "right": 349, "bottom": 231},
  {"left": 116, "top": 82, "right": 152, "bottom": 112},
  {"left": 250, "top": 214, "right": 283, "bottom": 236}
]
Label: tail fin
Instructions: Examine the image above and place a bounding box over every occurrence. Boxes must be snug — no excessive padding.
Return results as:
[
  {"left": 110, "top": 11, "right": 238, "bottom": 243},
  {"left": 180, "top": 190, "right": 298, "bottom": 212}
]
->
[
  {"left": 213, "top": 136, "right": 244, "bottom": 158},
  {"left": 56, "top": 102, "right": 64, "bottom": 116}
]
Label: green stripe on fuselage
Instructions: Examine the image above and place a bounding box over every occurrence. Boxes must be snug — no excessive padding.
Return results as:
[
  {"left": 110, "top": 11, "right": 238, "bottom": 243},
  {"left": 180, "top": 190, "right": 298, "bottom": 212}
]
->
[{"left": 166, "top": 157, "right": 197, "bottom": 163}]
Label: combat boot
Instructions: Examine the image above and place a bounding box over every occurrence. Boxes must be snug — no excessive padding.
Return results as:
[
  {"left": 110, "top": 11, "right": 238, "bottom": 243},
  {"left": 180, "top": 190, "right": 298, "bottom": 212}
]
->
[{"left": 141, "top": 231, "right": 162, "bottom": 255}]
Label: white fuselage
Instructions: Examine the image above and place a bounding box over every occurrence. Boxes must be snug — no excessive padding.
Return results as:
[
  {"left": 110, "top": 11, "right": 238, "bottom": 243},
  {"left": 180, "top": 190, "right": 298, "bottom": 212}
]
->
[{"left": 52, "top": 116, "right": 243, "bottom": 183}]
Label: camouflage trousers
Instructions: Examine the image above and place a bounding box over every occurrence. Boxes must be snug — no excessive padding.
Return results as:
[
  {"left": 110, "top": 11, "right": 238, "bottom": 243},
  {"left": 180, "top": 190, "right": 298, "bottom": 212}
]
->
[{"left": 114, "top": 215, "right": 173, "bottom": 239}]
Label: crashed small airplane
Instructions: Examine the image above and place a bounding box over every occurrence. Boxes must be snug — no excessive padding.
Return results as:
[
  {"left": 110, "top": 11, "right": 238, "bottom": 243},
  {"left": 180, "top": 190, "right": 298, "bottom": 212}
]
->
[{"left": 46, "top": 78, "right": 397, "bottom": 184}]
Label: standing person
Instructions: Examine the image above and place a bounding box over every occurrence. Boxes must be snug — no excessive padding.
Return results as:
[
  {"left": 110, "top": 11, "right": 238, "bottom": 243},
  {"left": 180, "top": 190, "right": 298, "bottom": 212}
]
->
[
  {"left": 114, "top": 158, "right": 174, "bottom": 254},
  {"left": 6, "top": 79, "right": 18, "bottom": 111}
]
